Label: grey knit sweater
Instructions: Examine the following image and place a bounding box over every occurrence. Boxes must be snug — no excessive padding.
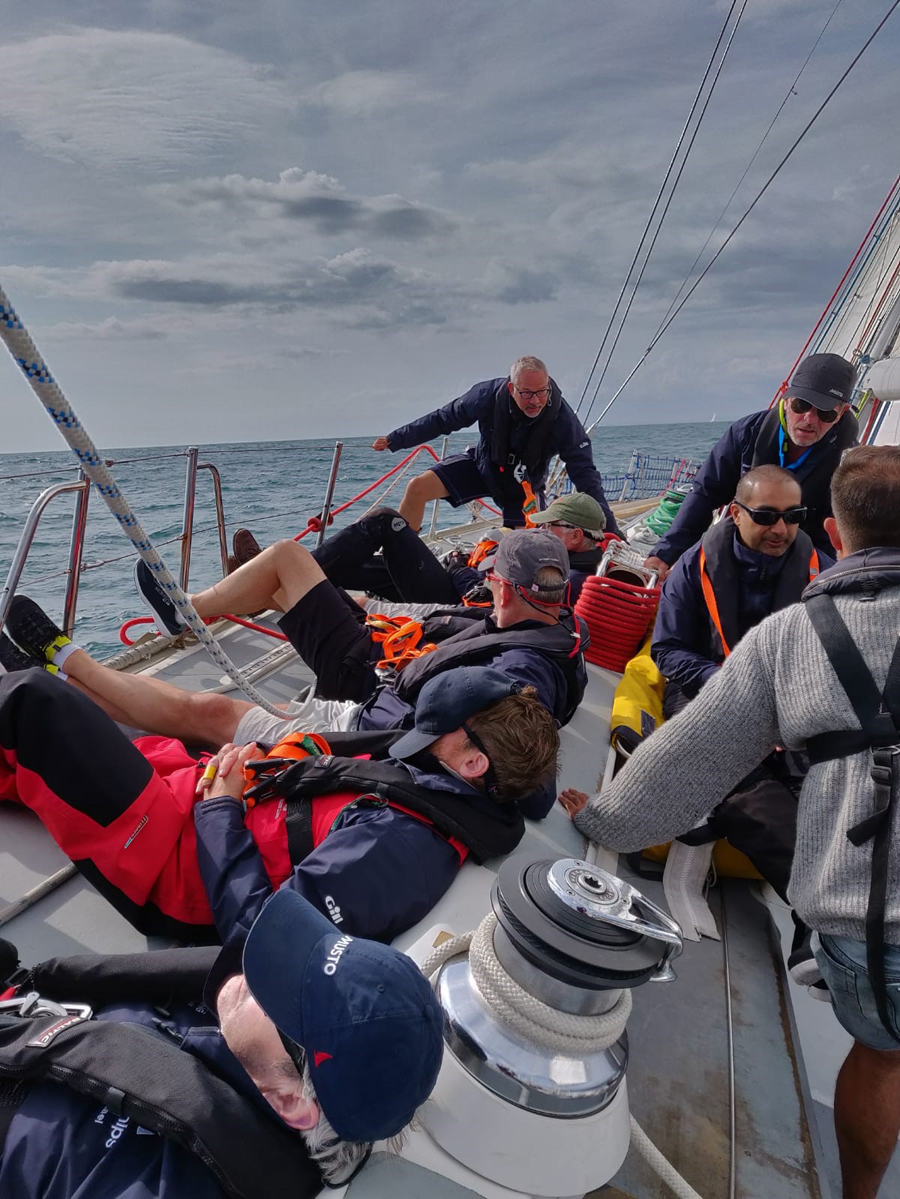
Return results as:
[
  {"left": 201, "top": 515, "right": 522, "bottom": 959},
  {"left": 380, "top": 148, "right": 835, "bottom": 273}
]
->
[{"left": 575, "top": 584, "right": 900, "bottom": 945}]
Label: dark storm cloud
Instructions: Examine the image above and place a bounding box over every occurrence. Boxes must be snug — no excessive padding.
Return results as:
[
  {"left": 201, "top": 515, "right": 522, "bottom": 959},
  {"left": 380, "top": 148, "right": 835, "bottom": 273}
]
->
[{"left": 157, "top": 171, "right": 455, "bottom": 240}]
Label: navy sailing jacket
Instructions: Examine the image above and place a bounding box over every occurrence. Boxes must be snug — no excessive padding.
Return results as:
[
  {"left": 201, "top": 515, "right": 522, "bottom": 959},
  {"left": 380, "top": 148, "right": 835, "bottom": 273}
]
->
[
  {"left": 193, "top": 759, "right": 465, "bottom": 948},
  {"left": 0, "top": 999, "right": 253, "bottom": 1199},
  {"left": 652, "top": 520, "right": 834, "bottom": 697},
  {"left": 651, "top": 407, "right": 858, "bottom": 565},
  {"left": 386, "top": 377, "right": 621, "bottom": 535}
]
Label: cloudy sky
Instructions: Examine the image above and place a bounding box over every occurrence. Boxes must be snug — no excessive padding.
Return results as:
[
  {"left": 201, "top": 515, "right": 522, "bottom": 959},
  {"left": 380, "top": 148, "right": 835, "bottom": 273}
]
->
[{"left": 1, "top": 0, "right": 898, "bottom": 451}]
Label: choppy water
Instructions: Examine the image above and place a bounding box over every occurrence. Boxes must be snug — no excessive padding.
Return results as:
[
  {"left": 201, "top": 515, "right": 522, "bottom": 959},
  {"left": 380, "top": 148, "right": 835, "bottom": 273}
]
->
[{"left": 0, "top": 424, "right": 726, "bottom": 657}]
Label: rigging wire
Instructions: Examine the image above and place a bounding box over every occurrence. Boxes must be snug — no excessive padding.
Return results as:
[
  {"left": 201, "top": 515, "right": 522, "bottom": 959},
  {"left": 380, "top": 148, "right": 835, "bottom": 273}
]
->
[
  {"left": 586, "top": 0, "right": 900, "bottom": 434},
  {"left": 574, "top": 0, "right": 742, "bottom": 418},
  {"left": 650, "top": 0, "right": 845, "bottom": 348},
  {"left": 579, "top": 0, "right": 750, "bottom": 430}
]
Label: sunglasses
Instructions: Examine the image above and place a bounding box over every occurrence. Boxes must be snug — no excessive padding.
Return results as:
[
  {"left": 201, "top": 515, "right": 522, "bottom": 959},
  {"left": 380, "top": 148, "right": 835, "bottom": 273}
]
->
[
  {"left": 734, "top": 500, "right": 807, "bottom": 527},
  {"left": 787, "top": 396, "right": 840, "bottom": 423}
]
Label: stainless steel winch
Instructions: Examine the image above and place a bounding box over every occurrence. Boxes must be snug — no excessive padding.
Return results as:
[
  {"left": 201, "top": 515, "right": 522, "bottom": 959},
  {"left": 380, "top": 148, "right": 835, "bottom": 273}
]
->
[{"left": 437, "top": 855, "right": 683, "bottom": 1119}]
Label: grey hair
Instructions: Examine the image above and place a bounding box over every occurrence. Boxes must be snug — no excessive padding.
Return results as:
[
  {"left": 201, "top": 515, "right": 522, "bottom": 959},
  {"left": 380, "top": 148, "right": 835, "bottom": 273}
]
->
[
  {"left": 510, "top": 355, "right": 548, "bottom": 382},
  {"left": 299, "top": 1060, "right": 373, "bottom": 1185}
]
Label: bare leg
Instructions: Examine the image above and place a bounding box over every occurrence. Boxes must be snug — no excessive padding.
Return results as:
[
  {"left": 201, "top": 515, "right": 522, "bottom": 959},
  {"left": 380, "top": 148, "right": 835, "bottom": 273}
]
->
[
  {"left": 189, "top": 540, "right": 327, "bottom": 619},
  {"left": 834, "top": 1040, "right": 900, "bottom": 1199},
  {"left": 63, "top": 650, "right": 252, "bottom": 747},
  {"left": 397, "top": 470, "right": 449, "bottom": 531}
]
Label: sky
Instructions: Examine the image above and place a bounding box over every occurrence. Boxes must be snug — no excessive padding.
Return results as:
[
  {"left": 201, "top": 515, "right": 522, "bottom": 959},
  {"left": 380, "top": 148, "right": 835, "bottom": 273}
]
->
[{"left": 1, "top": 0, "right": 899, "bottom": 452}]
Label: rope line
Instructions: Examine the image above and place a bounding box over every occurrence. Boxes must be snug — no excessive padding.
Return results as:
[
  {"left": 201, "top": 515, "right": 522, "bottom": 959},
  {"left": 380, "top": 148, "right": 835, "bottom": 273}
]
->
[
  {"left": 575, "top": 0, "right": 742, "bottom": 418},
  {"left": 0, "top": 283, "right": 285, "bottom": 716},
  {"left": 579, "top": 0, "right": 749, "bottom": 430},
  {"left": 586, "top": 0, "right": 900, "bottom": 433}
]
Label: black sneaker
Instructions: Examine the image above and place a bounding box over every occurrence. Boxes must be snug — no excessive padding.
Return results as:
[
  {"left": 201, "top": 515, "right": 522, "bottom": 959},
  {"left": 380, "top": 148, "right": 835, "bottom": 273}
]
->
[
  {"left": 4, "top": 596, "right": 70, "bottom": 664},
  {"left": 134, "top": 560, "right": 188, "bottom": 638},
  {"left": 0, "top": 632, "right": 41, "bottom": 673}
]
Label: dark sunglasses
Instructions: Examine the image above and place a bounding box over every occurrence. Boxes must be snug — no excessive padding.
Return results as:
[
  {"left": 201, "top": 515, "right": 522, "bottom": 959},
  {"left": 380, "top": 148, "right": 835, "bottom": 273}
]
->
[
  {"left": 734, "top": 500, "right": 807, "bottom": 527},
  {"left": 788, "top": 396, "right": 840, "bottom": 423}
]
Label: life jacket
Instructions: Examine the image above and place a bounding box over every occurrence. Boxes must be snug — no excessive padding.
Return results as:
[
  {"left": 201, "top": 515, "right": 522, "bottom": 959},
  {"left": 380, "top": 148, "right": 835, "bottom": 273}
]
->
[
  {"left": 466, "top": 538, "right": 500, "bottom": 570},
  {"left": 364, "top": 613, "right": 437, "bottom": 672},
  {"left": 798, "top": 551, "right": 900, "bottom": 1042},
  {"left": 750, "top": 404, "right": 858, "bottom": 537},
  {"left": 488, "top": 378, "right": 560, "bottom": 481},
  {"left": 244, "top": 750, "right": 524, "bottom": 865},
  {"left": 697, "top": 517, "right": 820, "bottom": 660},
  {"left": 394, "top": 609, "right": 588, "bottom": 725},
  {"left": 241, "top": 731, "right": 330, "bottom": 807},
  {"left": 0, "top": 1005, "right": 322, "bottom": 1199}
]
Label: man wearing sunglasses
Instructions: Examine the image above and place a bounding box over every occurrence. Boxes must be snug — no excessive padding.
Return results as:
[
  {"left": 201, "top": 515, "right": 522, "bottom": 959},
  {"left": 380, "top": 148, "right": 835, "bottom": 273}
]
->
[
  {"left": 648, "top": 466, "right": 834, "bottom": 932},
  {"left": 371, "top": 356, "right": 621, "bottom": 536},
  {"left": 644, "top": 353, "right": 857, "bottom": 582}
]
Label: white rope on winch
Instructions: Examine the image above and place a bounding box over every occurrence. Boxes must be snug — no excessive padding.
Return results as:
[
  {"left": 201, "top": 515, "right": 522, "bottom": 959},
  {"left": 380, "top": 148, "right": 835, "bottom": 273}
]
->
[
  {"left": 420, "top": 911, "right": 705, "bottom": 1199},
  {"left": 0, "top": 284, "right": 285, "bottom": 716}
]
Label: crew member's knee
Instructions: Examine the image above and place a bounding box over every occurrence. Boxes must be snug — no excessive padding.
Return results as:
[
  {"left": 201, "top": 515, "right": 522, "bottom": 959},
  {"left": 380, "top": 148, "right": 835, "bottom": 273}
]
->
[
  {"left": 189, "top": 691, "right": 244, "bottom": 745},
  {"left": 271, "top": 538, "right": 309, "bottom": 565},
  {"left": 404, "top": 470, "right": 442, "bottom": 502}
]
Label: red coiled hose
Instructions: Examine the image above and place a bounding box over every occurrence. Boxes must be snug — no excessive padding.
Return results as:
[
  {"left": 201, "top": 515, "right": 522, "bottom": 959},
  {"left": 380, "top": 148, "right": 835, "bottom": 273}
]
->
[{"left": 575, "top": 573, "right": 660, "bottom": 674}]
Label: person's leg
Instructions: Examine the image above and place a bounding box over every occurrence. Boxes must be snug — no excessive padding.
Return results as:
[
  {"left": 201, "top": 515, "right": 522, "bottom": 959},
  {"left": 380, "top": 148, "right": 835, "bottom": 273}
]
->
[
  {"left": 375, "top": 509, "right": 463, "bottom": 604},
  {"left": 190, "top": 539, "right": 327, "bottom": 619},
  {"left": 397, "top": 469, "right": 449, "bottom": 530},
  {"left": 63, "top": 650, "right": 251, "bottom": 746},
  {"left": 0, "top": 671, "right": 214, "bottom": 939},
  {"left": 705, "top": 766, "right": 797, "bottom": 902},
  {"left": 834, "top": 1041, "right": 900, "bottom": 1198}
]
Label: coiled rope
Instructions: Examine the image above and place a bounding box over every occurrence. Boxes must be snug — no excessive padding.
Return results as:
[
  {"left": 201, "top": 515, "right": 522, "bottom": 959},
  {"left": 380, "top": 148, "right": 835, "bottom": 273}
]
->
[
  {"left": 0, "top": 284, "right": 285, "bottom": 716},
  {"left": 644, "top": 487, "right": 690, "bottom": 537},
  {"left": 419, "top": 911, "right": 704, "bottom": 1199}
]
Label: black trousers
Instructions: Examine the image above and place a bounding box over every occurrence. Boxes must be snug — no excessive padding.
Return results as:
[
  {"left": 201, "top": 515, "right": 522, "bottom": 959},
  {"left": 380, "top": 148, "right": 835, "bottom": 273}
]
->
[
  {"left": 666, "top": 681, "right": 803, "bottom": 903},
  {"left": 311, "top": 508, "right": 461, "bottom": 605}
]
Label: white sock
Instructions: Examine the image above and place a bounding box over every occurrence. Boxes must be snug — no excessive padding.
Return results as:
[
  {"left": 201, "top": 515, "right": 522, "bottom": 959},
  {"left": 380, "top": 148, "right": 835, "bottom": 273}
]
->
[{"left": 51, "top": 641, "right": 80, "bottom": 671}]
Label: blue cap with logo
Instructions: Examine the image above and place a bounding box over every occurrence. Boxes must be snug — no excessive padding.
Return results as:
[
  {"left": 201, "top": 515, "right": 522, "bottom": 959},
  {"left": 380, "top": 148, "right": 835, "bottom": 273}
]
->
[
  {"left": 388, "top": 665, "right": 523, "bottom": 762},
  {"left": 243, "top": 889, "right": 443, "bottom": 1142}
]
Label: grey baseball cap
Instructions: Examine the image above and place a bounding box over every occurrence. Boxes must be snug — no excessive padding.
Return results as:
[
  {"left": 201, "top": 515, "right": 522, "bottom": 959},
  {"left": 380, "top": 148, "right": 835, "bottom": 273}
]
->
[{"left": 493, "top": 529, "right": 569, "bottom": 596}]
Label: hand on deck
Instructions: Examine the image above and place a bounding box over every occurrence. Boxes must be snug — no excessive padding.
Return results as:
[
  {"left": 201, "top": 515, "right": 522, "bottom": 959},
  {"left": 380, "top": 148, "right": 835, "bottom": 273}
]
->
[
  {"left": 201, "top": 742, "right": 259, "bottom": 802},
  {"left": 372, "top": 436, "right": 390, "bottom": 451},
  {"left": 558, "top": 788, "right": 589, "bottom": 821},
  {"left": 642, "top": 555, "right": 670, "bottom": 583}
]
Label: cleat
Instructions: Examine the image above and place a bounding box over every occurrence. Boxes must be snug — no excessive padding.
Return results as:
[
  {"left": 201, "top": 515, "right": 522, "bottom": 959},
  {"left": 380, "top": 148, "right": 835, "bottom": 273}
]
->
[
  {"left": 232, "top": 528, "right": 262, "bottom": 568},
  {"left": 0, "top": 632, "right": 42, "bottom": 673},
  {"left": 134, "top": 560, "right": 187, "bottom": 638},
  {"left": 4, "top": 596, "right": 71, "bottom": 664}
]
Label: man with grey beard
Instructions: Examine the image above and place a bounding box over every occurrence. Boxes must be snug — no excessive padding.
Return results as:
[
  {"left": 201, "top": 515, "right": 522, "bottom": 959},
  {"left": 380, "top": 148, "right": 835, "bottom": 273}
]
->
[{"left": 0, "top": 889, "right": 443, "bottom": 1197}]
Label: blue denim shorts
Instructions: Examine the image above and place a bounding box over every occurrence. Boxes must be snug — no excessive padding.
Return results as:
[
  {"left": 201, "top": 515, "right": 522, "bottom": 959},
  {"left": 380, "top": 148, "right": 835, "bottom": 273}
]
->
[{"left": 814, "top": 933, "right": 900, "bottom": 1051}]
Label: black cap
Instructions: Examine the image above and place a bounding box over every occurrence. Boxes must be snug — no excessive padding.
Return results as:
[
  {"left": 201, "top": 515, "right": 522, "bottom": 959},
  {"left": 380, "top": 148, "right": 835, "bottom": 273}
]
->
[{"left": 787, "top": 353, "right": 856, "bottom": 412}]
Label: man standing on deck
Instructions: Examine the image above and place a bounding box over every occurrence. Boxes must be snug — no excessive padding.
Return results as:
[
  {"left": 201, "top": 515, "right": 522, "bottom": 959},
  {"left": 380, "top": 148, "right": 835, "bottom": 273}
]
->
[
  {"left": 643, "top": 353, "right": 858, "bottom": 581},
  {"left": 564, "top": 445, "right": 900, "bottom": 1199},
  {"left": 371, "top": 356, "right": 621, "bottom": 535}
]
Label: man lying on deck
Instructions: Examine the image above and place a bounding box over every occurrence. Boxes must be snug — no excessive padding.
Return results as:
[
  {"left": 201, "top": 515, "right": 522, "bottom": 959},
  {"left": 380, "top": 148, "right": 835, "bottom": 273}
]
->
[
  {"left": 128, "top": 527, "right": 586, "bottom": 817},
  {"left": 0, "top": 889, "right": 443, "bottom": 1196},
  {"left": 561, "top": 444, "right": 900, "bottom": 1199},
  {"left": 229, "top": 489, "right": 608, "bottom": 607},
  {"left": 0, "top": 663, "right": 557, "bottom": 945}
]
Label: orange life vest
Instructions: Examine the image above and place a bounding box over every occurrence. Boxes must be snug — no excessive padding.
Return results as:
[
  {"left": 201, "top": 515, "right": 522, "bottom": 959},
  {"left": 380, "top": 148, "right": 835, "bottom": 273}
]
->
[{"left": 365, "top": 613, "right": 438, "bottom": 672}]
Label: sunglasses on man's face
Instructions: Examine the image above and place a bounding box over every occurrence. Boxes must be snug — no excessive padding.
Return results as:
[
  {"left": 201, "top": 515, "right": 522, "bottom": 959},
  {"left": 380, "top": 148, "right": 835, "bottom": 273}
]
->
[
  {"left": 787, "top": 396, "right": 840, "bottom": 423},
  {"left": 734, "top": 500, "right": 807, "bottom": 527}
]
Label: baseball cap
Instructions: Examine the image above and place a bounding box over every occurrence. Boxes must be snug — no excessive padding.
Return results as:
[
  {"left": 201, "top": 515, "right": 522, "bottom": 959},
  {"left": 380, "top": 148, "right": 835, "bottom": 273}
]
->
[
  {"left": 787, "top": 353, "right": 856, "bottom": 412},
  {"left": 243, "top": 889, "right": 443, "bottom": 1143},
  {"left": 389, "top": 665, "right": 523, "bottom": 761},
  {"left": 493, "top": 528, "right": 569, "bottom": 595},
  {"left": 529, "top": 492, "right": 606, "bottom": 538}
]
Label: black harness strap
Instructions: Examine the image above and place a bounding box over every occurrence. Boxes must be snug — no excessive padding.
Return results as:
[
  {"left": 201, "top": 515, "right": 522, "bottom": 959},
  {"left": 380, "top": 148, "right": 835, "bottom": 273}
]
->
[
  {"left": 805, "top": 593, "right": 900, "bottom": 1042},
  {"left": 284, "top": 798, "right": 315, "bottom": 867}
]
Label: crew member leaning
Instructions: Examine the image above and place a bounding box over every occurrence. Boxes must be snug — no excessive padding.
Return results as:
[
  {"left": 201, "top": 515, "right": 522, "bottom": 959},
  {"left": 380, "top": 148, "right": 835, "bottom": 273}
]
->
[
  {"left": 565, "top": 445, "right": 900, "bottom": 1199},
  {"left": 128, "top": 529, "right": 587, "bottom": 819},
  {"left": 0, "top": 889, "right": 443, "bottom": 1197},
  {"left": 644, "top": 353, "right": 857, "bottom": 581},
  {"left": 372, "top": 356, "right": 621, "bottom": 535}
]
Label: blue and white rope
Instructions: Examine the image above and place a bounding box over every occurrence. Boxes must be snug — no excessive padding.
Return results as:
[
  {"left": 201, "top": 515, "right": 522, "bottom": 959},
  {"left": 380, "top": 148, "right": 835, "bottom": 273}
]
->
[{"left": 0, "top": 283, "right": 284, "bottom": 716}]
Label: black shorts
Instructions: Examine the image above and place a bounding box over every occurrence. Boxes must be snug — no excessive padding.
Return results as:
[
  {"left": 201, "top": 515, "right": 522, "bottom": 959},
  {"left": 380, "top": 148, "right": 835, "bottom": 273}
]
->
[
  {"left": 278, "top": 580, "right": 379, "bottom": 702},
  {"left": 432, "top": 451, "right": 488, "bottom": 507}
]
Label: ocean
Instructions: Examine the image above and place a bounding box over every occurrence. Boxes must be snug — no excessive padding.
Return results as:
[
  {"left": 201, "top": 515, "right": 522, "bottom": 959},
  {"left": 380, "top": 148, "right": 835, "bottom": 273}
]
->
[{"left": 0, "top": 423, "right": 727, "bottom": 657}]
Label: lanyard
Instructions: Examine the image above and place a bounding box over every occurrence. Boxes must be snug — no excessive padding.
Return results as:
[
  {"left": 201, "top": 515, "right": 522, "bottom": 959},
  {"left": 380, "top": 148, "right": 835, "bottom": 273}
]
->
[{"left": 777, "top": 398, "right": 813, "bottom": 471}]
